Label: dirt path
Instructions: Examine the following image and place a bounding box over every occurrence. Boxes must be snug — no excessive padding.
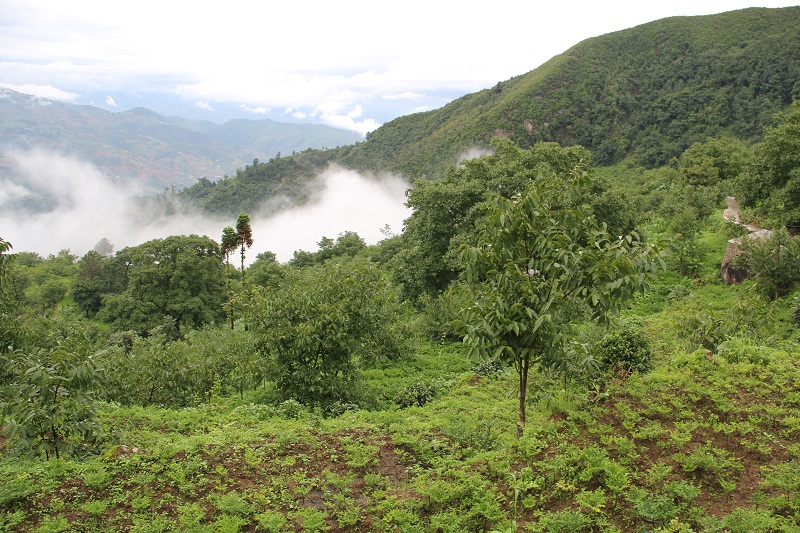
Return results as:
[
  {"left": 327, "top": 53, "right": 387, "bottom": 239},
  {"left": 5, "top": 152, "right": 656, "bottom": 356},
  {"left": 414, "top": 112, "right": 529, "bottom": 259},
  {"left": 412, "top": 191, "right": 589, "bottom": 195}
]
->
[{"left": 722, "top": 196, "right": 761, "bottom": 232}]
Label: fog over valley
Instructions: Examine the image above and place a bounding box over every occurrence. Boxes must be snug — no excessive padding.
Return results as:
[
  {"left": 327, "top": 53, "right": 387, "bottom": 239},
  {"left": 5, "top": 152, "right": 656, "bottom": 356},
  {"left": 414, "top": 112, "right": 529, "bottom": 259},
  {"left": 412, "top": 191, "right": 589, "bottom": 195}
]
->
[{"left": 0, "top": 148, "right": 411, "bottom": 263}]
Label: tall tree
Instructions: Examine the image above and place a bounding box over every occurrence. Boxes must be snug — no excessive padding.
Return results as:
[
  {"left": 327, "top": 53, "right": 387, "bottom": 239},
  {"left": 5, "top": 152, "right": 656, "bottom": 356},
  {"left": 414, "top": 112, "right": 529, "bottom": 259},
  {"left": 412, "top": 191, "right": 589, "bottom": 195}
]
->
[
  {"left": 221, "top": 226, "right": 239, "bottom": 329},
  {"left": 71, "top": 250, "right": 107, "bottom": 317},
  {"left": 459, "top": 164, "right": 666, "bottom": 438},
  {"left": 236, "top": 212, "right": 254, "bottom": 275},
  {"left": 235, "top": 213, "right": 254, "bottom": 330}
]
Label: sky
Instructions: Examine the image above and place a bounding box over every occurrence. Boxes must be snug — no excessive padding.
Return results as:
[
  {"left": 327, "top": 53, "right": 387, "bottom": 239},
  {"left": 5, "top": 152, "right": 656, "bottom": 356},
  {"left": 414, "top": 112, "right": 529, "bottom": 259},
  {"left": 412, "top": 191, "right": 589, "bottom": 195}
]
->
[{"left": 2, "top": 0, "right": 798, "bottom": 135}]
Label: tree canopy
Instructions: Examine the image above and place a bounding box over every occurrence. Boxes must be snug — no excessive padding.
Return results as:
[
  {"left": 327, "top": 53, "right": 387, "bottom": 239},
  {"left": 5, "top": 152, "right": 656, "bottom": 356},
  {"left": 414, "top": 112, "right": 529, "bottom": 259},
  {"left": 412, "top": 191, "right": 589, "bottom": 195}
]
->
[{"left": 99, "top": 235, "right": 226, "bottom": 336}]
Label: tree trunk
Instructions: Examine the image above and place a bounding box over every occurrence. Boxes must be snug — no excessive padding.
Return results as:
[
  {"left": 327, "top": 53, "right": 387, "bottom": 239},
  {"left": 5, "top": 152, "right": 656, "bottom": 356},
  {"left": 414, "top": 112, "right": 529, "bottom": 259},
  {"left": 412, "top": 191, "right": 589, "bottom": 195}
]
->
[{"left": 517, "top": 354, "right": 529, "bottom": 439}]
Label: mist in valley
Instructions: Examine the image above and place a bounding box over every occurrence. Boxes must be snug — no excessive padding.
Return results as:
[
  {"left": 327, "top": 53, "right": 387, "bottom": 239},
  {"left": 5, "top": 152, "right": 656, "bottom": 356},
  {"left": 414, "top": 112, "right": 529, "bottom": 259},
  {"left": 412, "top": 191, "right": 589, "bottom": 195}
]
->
[{"left": 0, "top": 148, "right": 411, "bottom": 264}]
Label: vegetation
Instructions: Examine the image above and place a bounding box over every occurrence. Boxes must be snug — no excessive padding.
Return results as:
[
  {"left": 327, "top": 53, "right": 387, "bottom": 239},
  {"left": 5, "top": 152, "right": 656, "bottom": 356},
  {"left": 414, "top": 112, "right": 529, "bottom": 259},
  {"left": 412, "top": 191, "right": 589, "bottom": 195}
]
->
[{"left": 3, "top": 7, "right": 800, "bottom": 532}]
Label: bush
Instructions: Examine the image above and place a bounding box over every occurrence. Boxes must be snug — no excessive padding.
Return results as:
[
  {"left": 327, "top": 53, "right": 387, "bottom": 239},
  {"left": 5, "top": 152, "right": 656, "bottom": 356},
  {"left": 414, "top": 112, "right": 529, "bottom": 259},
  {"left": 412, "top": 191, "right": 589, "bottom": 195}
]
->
[
  {"left": 472, "top": 359, "right": 506, "bottom": 378},
  {"left": 594, "top": 328, "right": 653, "bottom": 375},
  {"left": 791, "top": 296, "right": 800, "bottom": 326},
  {"left": 394, "top": 381, "right": 436, "bottom": 408}
]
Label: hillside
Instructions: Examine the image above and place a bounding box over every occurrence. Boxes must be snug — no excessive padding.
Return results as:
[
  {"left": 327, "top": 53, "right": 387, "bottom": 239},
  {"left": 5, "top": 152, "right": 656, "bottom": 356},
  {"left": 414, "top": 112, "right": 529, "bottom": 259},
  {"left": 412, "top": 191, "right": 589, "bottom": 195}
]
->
[
  {"left": 0, "top": 89, "right": 361, "bottom": 193},
  {"left": 181, "top": 6, "right": 800, "bottom": 215},
  {"left": 339, "top": 7, "right": 800, "bottom": 175}
]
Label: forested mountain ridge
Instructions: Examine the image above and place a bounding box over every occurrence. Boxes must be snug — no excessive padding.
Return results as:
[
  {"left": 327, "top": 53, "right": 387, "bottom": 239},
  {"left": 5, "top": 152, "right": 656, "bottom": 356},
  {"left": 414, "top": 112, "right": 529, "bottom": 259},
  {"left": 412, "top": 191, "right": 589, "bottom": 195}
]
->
[
  {"left": 339, "top": 7, "right": 800, "bottom": 174},
  {"left": 182, "top": 6, "right": 800, "bottom": 215},
  {"left": 0, "top": 89, "right": 361, "bottom": 193}
]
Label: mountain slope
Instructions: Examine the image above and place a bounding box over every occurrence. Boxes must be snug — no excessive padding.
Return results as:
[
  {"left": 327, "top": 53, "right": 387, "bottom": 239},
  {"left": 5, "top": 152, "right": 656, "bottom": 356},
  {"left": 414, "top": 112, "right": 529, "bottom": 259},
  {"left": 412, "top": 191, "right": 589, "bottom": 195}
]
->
[
  {"left": 335, "top": 6, "right": 800, "bottom": 178},
  {"left": 183, "top": 7, "right": 800, "bottom": 215},
  {"left": 0, "top": 90, "right": 361, "bottom": 193}
]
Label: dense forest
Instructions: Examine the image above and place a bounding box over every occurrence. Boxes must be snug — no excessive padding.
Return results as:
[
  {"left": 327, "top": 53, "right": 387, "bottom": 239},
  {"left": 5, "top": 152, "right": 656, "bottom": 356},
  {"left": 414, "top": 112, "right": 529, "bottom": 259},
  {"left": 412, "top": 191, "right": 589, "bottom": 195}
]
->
[{"left": 3, "top": 7, "right": 800, "bottom": 533}]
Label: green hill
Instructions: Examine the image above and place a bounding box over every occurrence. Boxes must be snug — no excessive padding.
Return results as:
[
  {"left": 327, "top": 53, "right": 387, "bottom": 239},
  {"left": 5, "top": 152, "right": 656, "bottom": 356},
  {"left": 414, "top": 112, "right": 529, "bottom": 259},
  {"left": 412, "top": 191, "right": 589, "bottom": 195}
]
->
[{"left": 183, "top": 6, "right": 800, "bottom": 215}]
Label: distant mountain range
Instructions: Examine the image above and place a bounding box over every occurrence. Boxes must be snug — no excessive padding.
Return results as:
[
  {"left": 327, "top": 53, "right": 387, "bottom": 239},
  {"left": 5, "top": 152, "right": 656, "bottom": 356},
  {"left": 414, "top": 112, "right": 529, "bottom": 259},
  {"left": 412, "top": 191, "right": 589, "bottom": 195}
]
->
[{"left": 0, "top": 89, "right": 362, "bottom": 192}]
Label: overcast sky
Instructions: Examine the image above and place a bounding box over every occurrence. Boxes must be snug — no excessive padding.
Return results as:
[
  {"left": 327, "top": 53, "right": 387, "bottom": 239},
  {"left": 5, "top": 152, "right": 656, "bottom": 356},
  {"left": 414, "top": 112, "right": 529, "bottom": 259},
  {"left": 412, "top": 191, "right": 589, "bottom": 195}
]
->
[{"left": 2, "top": 1, "right": 798, "bottom": 134}]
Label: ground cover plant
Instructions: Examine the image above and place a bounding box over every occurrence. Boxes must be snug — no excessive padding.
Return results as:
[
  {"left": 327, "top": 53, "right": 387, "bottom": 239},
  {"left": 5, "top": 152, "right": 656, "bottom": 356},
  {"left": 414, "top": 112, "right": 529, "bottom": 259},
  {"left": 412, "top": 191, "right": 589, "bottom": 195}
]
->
[{"left": 1, "top": 334, "right": 800, "bottom": 532}]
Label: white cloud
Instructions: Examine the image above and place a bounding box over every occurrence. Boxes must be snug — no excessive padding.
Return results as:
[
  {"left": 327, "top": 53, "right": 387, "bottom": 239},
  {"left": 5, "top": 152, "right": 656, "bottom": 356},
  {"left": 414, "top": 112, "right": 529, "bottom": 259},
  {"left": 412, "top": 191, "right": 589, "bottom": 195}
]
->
[
  {"left": 251, "top": 165, "right": 411, "bottom": 262},
  {"left": 0, "top": 82, "right": 77, "bottom": 101},
  {"left": 240, "top": 104, "right": 270, "bottom": 114},
  {"left": 194, "top": 100, "right": 213, "bottom": 111},
  {"left": 1, "top": 0, "right": 798, "bottom": 133},
  {"left": 383, "top": 92, "right": 425, "bottom": 101},
  {"left": 105, "top": 95, "right": 116, "bottom": 107},
  {"left": 0, "top": 149, "right": 410, "bottom": 264}
]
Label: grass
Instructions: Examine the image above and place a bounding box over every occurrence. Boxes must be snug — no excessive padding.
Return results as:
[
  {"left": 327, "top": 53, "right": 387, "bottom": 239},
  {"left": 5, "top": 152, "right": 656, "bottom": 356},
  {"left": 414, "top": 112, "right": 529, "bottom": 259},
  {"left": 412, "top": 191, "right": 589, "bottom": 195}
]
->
[{"left": 2, "top": 333, "right": 800, "bottom": 532}]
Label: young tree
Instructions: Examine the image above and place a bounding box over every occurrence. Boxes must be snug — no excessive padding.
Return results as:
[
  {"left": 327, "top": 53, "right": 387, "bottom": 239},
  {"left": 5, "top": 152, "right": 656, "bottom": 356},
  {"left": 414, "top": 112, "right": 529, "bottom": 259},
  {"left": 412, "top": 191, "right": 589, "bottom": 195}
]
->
[
  {"left": 2, "top": 345, "right": 104, "bottom": 460},
  {"left": 459, "top": 166, "right": 666, "bottom": 438}
]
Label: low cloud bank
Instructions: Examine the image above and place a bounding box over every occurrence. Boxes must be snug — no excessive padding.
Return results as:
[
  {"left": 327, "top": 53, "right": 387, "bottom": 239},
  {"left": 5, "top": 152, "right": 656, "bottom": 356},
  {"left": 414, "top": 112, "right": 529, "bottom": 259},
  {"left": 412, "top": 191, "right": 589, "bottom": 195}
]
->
[{"left": 0, "top": 149, "right": 411, "bottom": 264}]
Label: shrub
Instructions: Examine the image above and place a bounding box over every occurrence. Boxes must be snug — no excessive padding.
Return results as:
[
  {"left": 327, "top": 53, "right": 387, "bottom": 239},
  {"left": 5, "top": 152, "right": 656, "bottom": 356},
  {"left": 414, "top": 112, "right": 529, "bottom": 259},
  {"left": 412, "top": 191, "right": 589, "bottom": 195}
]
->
[
  {"left": 791, "top": 296, "right": 800, "bottom": 326},
  {"left": 473, "top": 358, "right": 506, "bottom": 378},
  {"left": 594, "top": 328, "right": 653, "bottom": 375},
  {"left": 394, "top": 381, "right": 436, "bottom": 408}
]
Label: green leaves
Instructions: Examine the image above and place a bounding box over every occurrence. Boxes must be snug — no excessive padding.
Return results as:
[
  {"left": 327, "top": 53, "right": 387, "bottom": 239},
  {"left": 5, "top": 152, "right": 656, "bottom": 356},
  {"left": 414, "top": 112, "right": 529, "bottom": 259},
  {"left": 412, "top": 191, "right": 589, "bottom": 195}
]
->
[
  {"left": 458, "top": 150, "right": 667, "bottom": 435},
  {"left": 99, "top": 235, "right": 226, "bottom": 335},
  {"left": 247, "top": 258, "right": 412, "bottom": 407},
  {"left": 1, "top": 346, "right": 104, "bottom": 460}
]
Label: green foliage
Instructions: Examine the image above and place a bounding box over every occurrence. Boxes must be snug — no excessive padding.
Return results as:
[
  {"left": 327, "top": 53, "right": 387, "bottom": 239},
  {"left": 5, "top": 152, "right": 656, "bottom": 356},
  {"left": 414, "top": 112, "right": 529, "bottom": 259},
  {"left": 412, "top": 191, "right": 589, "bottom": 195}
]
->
[
  {"left": 393, "top": 381, "right": 436, "bottom": 408},
  {"left": 99, "top": 235, "right": 226, "bottom": 335},
  {"left": 235, "top": 212, "right": 253, "bottom": 273},
  {"left": 394, "top": 139, "right": 594, "bottom": 300},
  {"left": 458, "top": 154, "right": 666, "bottom": 436},
  {"left": 594, "top": 327, "right": 653, "bottom": 375},
  {"left": 71, "top": 250, "right": 118, "bottom": 317},
  {"left": 247, "top": 258, "right": 412, "bottom": 407},
  {"left": 246, "top": 251, "right": 283, "bottom": 288},
  {"left": 99, "top": 325, "right": 259, "bottom": 408},
  {"left": 179, "top": 149, "right": 338, "bottom": 217},
  {"left": 736, "top": 101, "right": 800, "bottom": 227},
  {"left": 678, "top": 136, "right": 750, "bottom": 187},
  {"left": 791, "top": 295, "right": 800, "bottom": 326},
  {"left": 1, "top": 345, "right": 104, "bottom": 459},
  {"left": 473, "top": 359, "right": 507, "bottom": 378},
  {"left": 289, "top": 231, "right": 366, "bottom": 268},
  {"left": 732, "top": 228, "right": 800, "bottom": 300},
  {"left": 0, "top": 238, "right": 23, "bottom": 356}
]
